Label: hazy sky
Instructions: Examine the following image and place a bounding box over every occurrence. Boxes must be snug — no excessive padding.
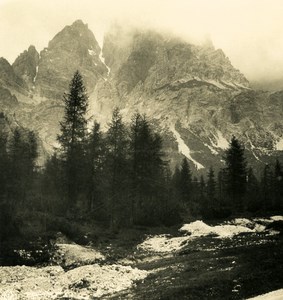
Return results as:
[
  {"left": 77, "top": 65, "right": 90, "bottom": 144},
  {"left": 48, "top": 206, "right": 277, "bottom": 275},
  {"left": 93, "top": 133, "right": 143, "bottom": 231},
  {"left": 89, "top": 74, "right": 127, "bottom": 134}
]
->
[{"left": 1, "top": 0, "right": 283, "bottom": 88}]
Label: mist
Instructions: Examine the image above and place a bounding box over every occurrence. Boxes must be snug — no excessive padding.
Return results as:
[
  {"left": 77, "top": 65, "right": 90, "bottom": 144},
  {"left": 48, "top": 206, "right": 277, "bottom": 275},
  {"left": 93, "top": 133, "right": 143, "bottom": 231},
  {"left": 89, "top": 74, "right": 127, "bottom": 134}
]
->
[{"left": 1, "top": 0, "right": 283, "bottom": 90}]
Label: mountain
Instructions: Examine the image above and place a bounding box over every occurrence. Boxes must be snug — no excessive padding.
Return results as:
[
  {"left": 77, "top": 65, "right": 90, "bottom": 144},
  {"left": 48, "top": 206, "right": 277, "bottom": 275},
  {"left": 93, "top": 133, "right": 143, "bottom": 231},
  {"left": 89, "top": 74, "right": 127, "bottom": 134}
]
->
[
  {"left": 34, "top": 19, "right": 108, "bottom": 100},
  {"left": 12, "top": 45, "right": 39, "bottom": 90},
  {"left": 0, "top": 20, "right": 283, "bottom": 173}
]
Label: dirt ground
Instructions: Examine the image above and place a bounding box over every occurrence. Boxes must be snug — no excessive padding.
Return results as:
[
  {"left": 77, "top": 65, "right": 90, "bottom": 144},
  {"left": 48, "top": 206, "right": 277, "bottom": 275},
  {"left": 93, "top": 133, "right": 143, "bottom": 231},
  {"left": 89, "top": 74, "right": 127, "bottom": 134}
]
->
[{"left": 0, "top": 217, "right": 283, "bottom": 299}]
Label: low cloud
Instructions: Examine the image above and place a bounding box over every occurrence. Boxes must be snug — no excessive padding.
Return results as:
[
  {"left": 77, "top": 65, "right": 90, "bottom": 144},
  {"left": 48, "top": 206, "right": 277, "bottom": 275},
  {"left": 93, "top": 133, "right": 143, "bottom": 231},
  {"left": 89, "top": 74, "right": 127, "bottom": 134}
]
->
[{"left": 1, "top": 0, "right": 283, "bottom": 89}]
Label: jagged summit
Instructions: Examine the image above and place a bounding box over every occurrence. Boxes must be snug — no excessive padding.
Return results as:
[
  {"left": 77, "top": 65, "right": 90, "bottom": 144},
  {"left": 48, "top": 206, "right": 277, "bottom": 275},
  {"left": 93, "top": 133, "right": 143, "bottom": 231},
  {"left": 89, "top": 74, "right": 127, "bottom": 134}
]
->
[
  {"left": 0, "top": 20, "right": 281, "bottom": 171},
  {"left": 34, "top": 20, "right": 108, "bottom": 99},
  {"left": 12, "top": 45, "right": 39, "bottom": 88},
  {"left": 0, "top": 57, "right": 27, "bottom": 92},
  {"left": 71, "top": 19, "right": 88, "bottom": 28}
]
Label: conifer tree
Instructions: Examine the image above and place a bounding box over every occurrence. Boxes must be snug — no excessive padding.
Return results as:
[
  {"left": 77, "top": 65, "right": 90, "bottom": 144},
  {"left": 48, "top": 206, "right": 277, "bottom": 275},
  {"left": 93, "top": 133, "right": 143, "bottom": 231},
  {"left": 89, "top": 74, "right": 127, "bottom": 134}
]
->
[
  {"left": 9, "top": 128, "right": 38, "bottom": 208},
  {"left": 246, "top": 166, "right": 259, "bottom": 211},
  {"left": 57, "top": 71, "right": 88, "bottom": 207},
  {"left": 199, "top": 175, "right": 206, "bottom": 200},
  {"left": 207, "top": 167, "right": 216, "bottom": 204},
  {"left": 179, "top": 158, "right": 192, "bottom": 206},
  {"left": 273, "top": 159, "right": 283, "bottom": 210},
  {"left": 223, "top": 136, "right": 247, "bottom": 211},
  {"left": 129, "top": 113, "right": 166, "bottom": 225},
  {"left": 42, "top": 153, "right": 65, "bottom": 213},
  {"left": 86, "top": 121, "right": 105, "bottom": 212},
  {"left": 0, "top": 131, "right": 9, "bottom": 203},
  {"left": 261, "top": 164, "right": 273, "bottom": 211},
  {"left": 105, "top": 108, "right": 129, "bottom": 228}
]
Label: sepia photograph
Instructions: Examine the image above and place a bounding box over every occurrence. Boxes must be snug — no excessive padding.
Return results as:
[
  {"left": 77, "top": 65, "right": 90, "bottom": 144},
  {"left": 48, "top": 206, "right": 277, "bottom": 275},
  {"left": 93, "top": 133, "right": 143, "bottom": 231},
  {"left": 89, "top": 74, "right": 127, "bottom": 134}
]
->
[{"left": 0, "top": 0, "right": 283, "bottom": 299}]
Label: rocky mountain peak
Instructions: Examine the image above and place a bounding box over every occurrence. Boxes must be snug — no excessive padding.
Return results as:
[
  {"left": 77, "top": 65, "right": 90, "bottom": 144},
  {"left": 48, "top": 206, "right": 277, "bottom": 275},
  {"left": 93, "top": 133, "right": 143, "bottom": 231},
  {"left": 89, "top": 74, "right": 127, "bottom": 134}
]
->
[
  {"left": 0, "top": 21, "right": 281, "bottom": 172},
  {"left": 0, "top": 57, "right": 27, "bottom": 93},
  {"left": 12, "top": 45, "right": 39, "bottom": 89},
  {"left": 34, "top": 20, "right": 108, "bottom": 99},
  {"left": 48, "top": 19, "right": 98, "bottom": 53}
]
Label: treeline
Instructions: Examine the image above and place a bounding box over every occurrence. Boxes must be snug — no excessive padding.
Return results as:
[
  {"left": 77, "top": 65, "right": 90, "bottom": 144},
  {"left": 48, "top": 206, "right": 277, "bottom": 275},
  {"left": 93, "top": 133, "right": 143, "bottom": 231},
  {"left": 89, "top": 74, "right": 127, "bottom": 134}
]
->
[
  {"left": 42, "top": 72, "right": 176, "bottom": 227},
  {"left": 0, "top": 126, "right": 38, "bottom": 241},
  {"left": 173, "top": 137, "right": 283, "bottom": 219},
  {"left": 1, "top": 71, "right": 283, "bottom": 241}
]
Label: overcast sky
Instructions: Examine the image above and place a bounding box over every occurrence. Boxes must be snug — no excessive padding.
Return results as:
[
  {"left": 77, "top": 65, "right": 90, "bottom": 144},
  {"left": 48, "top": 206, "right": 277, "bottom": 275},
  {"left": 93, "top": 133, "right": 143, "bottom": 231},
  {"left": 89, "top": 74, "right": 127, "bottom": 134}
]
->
[{"left": 1, "top": 0, "right": 283, "bottom": 88}]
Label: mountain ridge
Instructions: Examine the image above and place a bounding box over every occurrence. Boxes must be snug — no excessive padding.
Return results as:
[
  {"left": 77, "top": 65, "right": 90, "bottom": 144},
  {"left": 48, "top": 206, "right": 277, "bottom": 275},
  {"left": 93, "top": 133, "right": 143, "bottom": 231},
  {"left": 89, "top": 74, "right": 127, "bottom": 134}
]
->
[{"left": 0, "top": 20, "right": 282, "bottom": 173}]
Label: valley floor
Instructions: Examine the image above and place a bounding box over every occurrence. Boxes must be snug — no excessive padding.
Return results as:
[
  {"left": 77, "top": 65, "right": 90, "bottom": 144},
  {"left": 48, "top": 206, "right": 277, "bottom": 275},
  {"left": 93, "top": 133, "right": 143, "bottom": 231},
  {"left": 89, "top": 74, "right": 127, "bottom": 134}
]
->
[{"left": 0, "top": 217, "right": 283, "bottom": 299}]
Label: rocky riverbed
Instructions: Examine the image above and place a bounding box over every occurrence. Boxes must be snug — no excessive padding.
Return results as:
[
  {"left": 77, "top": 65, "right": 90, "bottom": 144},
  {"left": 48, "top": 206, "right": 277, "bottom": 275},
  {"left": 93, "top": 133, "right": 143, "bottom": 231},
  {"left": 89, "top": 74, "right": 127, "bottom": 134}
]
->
[{"left": 1, "top": 216, "right": 283, "bottom": 299}]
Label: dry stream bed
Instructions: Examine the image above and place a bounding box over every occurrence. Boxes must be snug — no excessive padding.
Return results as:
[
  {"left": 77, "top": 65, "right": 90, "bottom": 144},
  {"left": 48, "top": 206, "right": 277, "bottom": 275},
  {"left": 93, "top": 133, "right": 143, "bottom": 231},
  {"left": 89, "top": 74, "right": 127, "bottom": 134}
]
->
[{"left": 1, "top": 216, "right": 283, "bottom": 299}]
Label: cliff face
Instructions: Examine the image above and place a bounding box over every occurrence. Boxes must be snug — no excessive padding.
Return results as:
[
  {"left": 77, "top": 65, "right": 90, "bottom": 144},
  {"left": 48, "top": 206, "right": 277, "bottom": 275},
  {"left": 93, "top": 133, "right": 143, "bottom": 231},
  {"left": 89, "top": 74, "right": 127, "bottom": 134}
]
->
[
  {"left": 34, "top": 20, "right": 108, "bottom": 100},
  {"left": 0, "top": 21, "right": 283, "bottom": 171},
  {"left": 12, "top": 45, "right": 39, "bottom": 89}
]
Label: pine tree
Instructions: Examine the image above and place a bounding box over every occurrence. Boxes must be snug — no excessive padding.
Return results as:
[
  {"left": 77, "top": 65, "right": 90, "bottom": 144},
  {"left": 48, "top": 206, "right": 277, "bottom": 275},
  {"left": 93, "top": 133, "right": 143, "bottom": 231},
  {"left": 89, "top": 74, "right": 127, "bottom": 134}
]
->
[
  {"left": 246, "top": 167, "right": 259, "bottom": 212},
  {"left": 105, "top": 108, "right": 129, "bottom": 229},
  {"left": 86, "top": 121, "right": 105, "bottom": 212},
  {"left": 207, "top": 167, "right": 216, "bottom": 205},
  {"left": 129, "top": 113, "right": 166, "bottom": 225},
  {"left": 57, "top": 71, "right": 88, "bottom": 207},
  {"left": 273, "top": 159, "right": 283, "bottom": 210},
  {"left": 42, "top": 153, "right": 66, "bottom": 213},
  {"left": 199, "top": 175, "right": 206, "bottom": 200},
  {"left": 172, "top": 166, "right": 182, "bottom": 203},
  {"left": 8, "top": 128, "right": 38, "bottom": 208},
  {"left": 9, "top": 128, "right": 24, "bottom": 206},
  {"left": 0, "top": 131, "right": 9, "bottom": 203},
  {"left": 217, "top": 169, "right": 225, "bottom": 202},
  {"left": 179, "top": 158, "right": 192, "bottom": 206},
  {"left": 223, "top": 136, "right": 247, "bottom": 211},
  {"left": 261, "top": 164, "right": 273, "bottom": 211}
]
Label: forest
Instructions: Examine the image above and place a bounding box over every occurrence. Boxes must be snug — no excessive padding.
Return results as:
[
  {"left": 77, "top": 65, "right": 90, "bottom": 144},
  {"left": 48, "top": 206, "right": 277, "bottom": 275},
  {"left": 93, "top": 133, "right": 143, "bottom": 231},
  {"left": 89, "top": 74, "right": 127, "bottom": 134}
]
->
[{"left": 0, "top": 71, "right": 282, "bottom": 263}]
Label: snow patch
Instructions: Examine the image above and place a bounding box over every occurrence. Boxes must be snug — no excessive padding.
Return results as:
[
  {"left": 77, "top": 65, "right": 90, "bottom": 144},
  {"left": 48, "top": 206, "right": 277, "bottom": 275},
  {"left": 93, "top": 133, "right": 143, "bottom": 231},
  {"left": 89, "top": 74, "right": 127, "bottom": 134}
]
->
[
  {"left": 99, "top": 50, "right": 110, "bottom": 77},
  {"left": 221, "top": 80, "right": 238, "bottom": 89},
  {"left": 234, "top": 82, "right": 251, "bottom": 90},
  {"left": 171, "top": 125, "right": 204, "bottom": 170},
  {"left": 275, "top": 138, "right": 283, "bottom": 151},
  {"left": 33, "top": 65, "right": 39, "bottom": 83},
  {"left": 88, "top": 49, "right": 96, "bottom": 56},
  {"left": 204, "top": 141, "right": 218, "bottom": 155},
  {"left": 205, "top": 79, "right": 226, "bottom": 89},
  {"left": 211, "top": 130, "right": 229, "bottom": 150},
  {"left": 247, "top": 289, "right": 283, "bottom": 300}
]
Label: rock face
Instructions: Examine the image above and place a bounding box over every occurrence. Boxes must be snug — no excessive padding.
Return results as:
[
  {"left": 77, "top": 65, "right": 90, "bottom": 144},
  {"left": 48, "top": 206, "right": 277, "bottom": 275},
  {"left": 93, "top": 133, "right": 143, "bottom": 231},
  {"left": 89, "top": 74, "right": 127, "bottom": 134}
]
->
[
  {"left": 34, "top": 19, "right": 108, "bottom": 99},
  {"left": 0, "top": 58, "right": 27, "bottom": 93},
  {"left": 0, "top": 20, "right": 283, "bottom": 172},
  {"left": 13, "top": 45, "right": 39, "bottom": 89}
]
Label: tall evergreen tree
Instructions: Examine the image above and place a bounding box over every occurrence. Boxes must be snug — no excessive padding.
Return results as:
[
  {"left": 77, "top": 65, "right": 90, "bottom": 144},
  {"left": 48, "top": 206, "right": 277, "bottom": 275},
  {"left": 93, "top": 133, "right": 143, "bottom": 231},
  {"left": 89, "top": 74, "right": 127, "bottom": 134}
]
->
[
  {"left": 0, "top": 131, "right": 9, "bottom": 203},
  {"left": 217, "top": 169, "right": 225, "bottom": 202},
  {"left": 223, "top": 136, "right": 247, "bottom": 211},
  {"left": 57, "top": 71, "right": 88, "bottom": 207},
  {"left": 246, "top": 166, "right": 259, "bottom": 212},
  {"left": 261, "top": 164, "right": 273, "bottom": 211},
  {"left": 86, "top": 121, "right": 105, "bottom": 212},
  {"left": 8, "top": 128, "right": 38, "bottom": 208},
  {"left": 207, "top": 167, "right": 216, "bottom": 205},
  {"left": 178, "top": 158, "right": 192, "bottom": 206},
  {"left": 105, "top": 108, "right": 129, "bottom": 228},
  {"left": 129, "top": 113, "right": 166, "bottom": 225},
  {"left": 273, "top": 159, "right": 283, "bottom": 210},
  {"left": 199, "top": 175, "right": 206, "bottom": 200},
  {"left": 42, "top": 153, "right": 66, "bottom": 213}
]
